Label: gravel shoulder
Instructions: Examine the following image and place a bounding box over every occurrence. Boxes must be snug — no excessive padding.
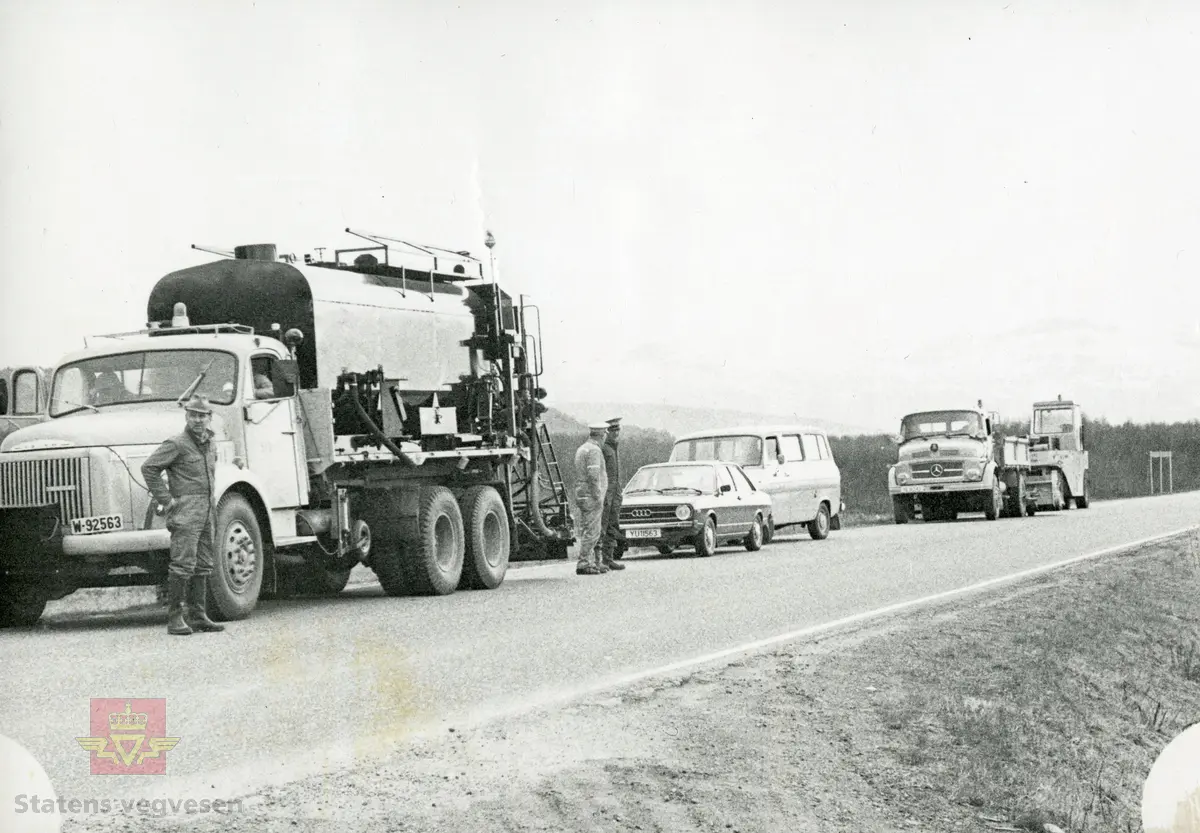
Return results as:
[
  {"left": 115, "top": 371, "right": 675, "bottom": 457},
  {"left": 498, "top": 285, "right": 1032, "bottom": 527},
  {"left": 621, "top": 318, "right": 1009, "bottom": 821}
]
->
[{"left": 60, "top": 532, "right": 1200, "bottom": 833}]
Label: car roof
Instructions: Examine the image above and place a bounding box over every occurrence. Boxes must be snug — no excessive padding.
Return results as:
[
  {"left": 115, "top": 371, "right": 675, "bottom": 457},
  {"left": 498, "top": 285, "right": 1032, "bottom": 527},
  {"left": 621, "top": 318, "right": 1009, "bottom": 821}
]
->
[{"left": 673, "top": 424, "right": 828, "bottom": 441}]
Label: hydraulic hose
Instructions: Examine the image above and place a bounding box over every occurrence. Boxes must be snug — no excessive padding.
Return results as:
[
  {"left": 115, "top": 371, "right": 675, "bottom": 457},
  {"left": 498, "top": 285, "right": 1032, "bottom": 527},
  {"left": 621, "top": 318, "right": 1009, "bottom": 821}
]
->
[{"left": 340, "top": 389, "right": 420, "bottom": 468}]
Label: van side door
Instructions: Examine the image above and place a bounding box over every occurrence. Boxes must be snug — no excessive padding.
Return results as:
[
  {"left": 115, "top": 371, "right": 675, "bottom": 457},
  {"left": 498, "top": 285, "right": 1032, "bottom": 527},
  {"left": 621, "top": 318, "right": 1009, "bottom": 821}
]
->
[
  {"left": 758, "top": 434, "right": 796, "bottom": 526},
  {"left": 778, "top": 433, "right": 807, "bottom": 520},
  {"left": 814, "top": 433, "right": 842, "bottom": 518}
]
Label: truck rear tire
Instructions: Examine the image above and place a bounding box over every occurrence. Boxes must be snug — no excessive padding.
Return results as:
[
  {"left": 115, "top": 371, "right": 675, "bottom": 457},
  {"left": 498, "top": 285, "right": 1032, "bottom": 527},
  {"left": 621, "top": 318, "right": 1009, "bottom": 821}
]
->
[
  {"left": 208, "top": 494, "right": 264, "bottom": 620},
  {"left": 459, "top": 486, "right": 510, "bottom": 590},
  {"left": 405, "top": 486, "right": 466, "bottom": 595},
  {"left": 1075, "top": 475, "right": 1090, "bottom": 509}
]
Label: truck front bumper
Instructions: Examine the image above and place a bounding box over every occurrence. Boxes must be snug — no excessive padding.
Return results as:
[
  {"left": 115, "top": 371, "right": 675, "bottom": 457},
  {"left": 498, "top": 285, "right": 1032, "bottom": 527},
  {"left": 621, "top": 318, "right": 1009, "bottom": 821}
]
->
[
  {"left": 890, "top": 481, "right": 988, "bottom": 495},
  {"left": 62, "top": 529, "right": 170, "bottom": 556}
]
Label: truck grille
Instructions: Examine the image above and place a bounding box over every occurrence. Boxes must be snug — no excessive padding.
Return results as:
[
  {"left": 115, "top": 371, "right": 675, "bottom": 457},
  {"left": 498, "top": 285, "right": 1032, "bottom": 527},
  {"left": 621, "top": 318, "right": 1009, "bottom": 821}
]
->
[
  {"left": 911, "top": 462, "right": 965, "bottom": 480},
  {"left": 620, "top": 505, "right": 682, "bottom": 524},
  {"left": 0, "top": 457, "right": 91, "bottom": 523}
]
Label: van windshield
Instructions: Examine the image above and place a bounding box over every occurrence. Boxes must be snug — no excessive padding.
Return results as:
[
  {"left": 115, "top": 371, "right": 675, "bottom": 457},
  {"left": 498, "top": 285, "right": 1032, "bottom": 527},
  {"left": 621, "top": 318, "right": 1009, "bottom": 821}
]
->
[{"left": 670, "top": 435, "right": 763, "bottom": 467}]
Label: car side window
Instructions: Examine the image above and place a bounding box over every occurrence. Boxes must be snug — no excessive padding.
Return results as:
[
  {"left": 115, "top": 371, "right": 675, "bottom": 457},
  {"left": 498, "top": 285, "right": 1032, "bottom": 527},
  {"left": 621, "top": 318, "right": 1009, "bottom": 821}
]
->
[
  {"left": 765, "top": 436, "right": 780, "bottom": 464},
  {"left": 816, "top": 434, "right": 832, "bottom": 460},
  {"left": 13, "top": 370, "right": 39, "bottom": 415},
  {"left": 0, "top": 377, "right": 8, "bottom": 415},
  {"left": 715, "top": 465, "right": 734, "bottom": 493},
  {"left": 780, "top": 434, "right": 803, "bottom": 462},
  {"left": 732, "top": 466, "right": 756, "bottom": 492},
  {"left": 801, "top": 434, "right": 821, "bottom": 461}
]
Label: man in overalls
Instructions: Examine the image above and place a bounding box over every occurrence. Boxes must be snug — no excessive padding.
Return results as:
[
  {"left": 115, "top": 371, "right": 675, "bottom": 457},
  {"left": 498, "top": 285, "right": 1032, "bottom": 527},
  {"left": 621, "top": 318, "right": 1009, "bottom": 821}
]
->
[
  {"left": 573, "top": 423, "right": 610, "bottom": 575},
  {"left": 142, "top": 394, "right": 226, "bottom": 635}
]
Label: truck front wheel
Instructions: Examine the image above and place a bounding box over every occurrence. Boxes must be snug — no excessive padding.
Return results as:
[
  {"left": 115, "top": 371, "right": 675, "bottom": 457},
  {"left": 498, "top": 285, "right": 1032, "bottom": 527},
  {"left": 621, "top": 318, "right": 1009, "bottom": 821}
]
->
[
  {"left": 984, "top": 482, "right": 1002, "bottom": 521},
  {"left": 208, "top": 494, "right": 264, "bottom": 620},
  {"left": 1075, "top": 474, "right": 1090, "bottom": 509},
  {"left": 0, "top": 581, "right": 49, "bottom": 628},
  {"left": 892, "top": 496, "right": 911, "bottom": 525}
]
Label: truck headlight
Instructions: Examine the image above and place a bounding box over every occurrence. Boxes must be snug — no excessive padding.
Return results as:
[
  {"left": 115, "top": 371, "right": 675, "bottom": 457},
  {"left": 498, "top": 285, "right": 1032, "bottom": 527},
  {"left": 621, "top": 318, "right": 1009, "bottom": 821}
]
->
[
  {"left": 897, "top": 472, "right": 910, "bottom": 484},
  {"left": 675, "top": 504, "right": 693, "bottom": 521},
  {"left": 964, "top": 467, "right": 982, "bottom": 481}
]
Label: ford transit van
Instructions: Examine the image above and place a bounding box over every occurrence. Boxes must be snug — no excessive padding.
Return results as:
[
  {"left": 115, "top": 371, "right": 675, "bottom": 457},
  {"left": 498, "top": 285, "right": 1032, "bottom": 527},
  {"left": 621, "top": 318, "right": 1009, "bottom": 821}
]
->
[{"left": 669, "top": 425, "right": 842, "bottom": 541}]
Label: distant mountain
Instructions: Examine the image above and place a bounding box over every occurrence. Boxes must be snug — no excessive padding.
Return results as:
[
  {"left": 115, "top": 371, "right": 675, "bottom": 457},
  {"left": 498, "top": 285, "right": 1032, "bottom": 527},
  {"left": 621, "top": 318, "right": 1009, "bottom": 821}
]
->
[{"left": 552, "top": 401, "right": 877, "bottom": 438}]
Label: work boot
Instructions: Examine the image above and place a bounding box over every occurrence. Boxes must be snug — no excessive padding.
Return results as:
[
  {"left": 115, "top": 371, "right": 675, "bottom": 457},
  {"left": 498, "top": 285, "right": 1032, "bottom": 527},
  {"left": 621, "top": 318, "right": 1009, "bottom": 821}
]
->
[
  {"left": 602, "top": 555, "right": 625, "bottom": 571},
  {"left": 166, "top": 576, "right": 192, "bottom": 636},
  {"left": 576, "top": 563, "right": 604, "bottom": 575},
  {"left": 186, "top": 577, "right": 225, "bottom": 633}
]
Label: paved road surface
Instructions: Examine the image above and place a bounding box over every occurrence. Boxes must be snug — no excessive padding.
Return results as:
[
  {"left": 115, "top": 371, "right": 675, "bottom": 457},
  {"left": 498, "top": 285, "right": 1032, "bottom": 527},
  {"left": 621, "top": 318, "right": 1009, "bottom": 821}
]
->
[{"left": 1, "top": 491, "right": 1197, "bottom": 806}]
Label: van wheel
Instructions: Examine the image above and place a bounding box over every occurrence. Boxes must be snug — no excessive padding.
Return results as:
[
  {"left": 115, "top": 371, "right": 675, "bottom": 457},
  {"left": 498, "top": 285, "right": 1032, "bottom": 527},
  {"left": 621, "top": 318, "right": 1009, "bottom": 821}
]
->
[
  {"left": 762, "top": 515, "right": 775, "bottom": 544},
  {"left": 744, "top": 515, "right": 764, "bottom": 551},
  {"left": 459, "top": 486, "right": 510, "bottom": 590},
  {"left": 694, "top": 516, "right": 717, "bottom": 557},
  {"left": 208, "top": 494, "right": 264, "bottom": 620},
  {"left": 807, "top": 503, "right": 831, "bottom": 540}
]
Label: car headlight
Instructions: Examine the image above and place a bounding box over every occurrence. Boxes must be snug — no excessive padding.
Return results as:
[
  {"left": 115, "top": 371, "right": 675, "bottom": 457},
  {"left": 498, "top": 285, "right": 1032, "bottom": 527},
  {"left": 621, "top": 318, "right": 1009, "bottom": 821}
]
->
[
  {"left": 675, "top": 504, "right": 693, "bottom": 521},
  {"left": 964, "top": 467, "right": 982, "bottom": 481}
]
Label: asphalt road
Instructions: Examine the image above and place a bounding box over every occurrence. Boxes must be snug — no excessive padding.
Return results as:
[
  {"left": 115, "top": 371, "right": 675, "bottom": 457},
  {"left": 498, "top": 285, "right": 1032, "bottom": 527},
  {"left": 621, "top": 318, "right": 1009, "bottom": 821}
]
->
[{"left": 2, "top": 491, "right": 1198, "bottom": 807}]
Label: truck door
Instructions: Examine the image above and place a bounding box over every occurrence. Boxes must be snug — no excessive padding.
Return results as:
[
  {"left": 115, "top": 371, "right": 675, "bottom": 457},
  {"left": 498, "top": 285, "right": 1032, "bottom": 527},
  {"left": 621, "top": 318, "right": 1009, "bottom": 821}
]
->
[
  {"left": 241, "top": 355, "right": 307, "bottom": 508},
  {"left": 1, "top": 367, "right": 47, "bottom": 443}
]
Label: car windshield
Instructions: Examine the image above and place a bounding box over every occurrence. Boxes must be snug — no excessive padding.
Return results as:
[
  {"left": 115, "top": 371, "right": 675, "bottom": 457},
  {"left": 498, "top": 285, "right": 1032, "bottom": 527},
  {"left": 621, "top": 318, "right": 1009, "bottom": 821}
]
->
[
  {"left": 1033, "top": 407, "right": 1074, "bottom": 434},
  {"left": 50, "top": 350, "right": 238, "bottom": 416},
  {"left": 900, "top": 411, "right": 982, "bottom": 440},
  {"left": 625, "top": 465, "right": 716, "bottom": 495},
  {"left": 670, "top": 435, "right": 763, "bottom": 467}
]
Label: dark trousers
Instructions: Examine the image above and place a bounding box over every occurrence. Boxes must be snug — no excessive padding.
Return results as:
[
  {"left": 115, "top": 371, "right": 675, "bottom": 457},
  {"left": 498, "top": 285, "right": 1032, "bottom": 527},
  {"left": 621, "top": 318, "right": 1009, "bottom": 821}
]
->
[
  {"left": 166, "top": 495, "right": 215, "bottom": 579},
  {"left": 600, "top": 492, "right": 622, "bottom": 559}
]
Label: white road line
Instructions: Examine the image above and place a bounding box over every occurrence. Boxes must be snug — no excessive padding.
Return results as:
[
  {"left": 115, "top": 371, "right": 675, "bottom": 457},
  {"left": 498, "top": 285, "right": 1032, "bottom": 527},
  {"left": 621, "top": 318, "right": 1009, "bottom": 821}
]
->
[{"left": 458, "top": 524, "right": 1200, "bottom": 728}]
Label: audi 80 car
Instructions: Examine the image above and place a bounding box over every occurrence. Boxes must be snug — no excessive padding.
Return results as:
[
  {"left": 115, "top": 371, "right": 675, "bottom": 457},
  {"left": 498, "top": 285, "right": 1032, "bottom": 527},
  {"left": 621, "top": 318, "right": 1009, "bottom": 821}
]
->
[{"left": 618, "top": 461, "right": 772, "bottom": 556}]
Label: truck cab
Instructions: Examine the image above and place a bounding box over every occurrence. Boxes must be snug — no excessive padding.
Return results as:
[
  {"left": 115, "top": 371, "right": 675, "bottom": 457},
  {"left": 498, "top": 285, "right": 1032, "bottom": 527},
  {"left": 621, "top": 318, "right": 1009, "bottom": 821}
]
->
[
  {"left": 0, "top": 366, "right": 49, "bottom": 443},
  {"left": 887, "top": 405, "right": 1033, "bottom": 523},
  {"left": 1026, "top": 397, "right": 1089, "bottom": 510}
]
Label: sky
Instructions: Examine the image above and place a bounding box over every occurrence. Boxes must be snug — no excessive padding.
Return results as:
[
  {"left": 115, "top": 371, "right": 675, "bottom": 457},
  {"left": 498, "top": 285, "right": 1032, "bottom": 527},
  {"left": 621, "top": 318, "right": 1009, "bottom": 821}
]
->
[{"left": 2, "top": 0, "right": 1199, "bottom": 434}]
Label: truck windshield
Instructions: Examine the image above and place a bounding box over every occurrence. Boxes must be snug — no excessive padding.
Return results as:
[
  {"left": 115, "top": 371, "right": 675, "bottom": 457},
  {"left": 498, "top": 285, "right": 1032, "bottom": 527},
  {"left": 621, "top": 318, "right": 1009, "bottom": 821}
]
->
[
  {"left": 625, "top": 465, "right": 717, "bottom": 495},
  {"left": 900, "top": 411, "right": 982, "bottom": 440},
  {"left": 1033, "top": 407, "right": 1074, "bottom": 434},
  {"left": 50, "top": 350, "right": 238, "bottom": 416},
  {"left": 670, "top": 435, "right": 763, "bottom": 467}
]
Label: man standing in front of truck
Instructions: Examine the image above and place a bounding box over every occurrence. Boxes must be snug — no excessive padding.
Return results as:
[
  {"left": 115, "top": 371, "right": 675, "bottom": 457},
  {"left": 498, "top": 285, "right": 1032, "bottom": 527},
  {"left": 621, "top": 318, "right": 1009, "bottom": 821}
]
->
[
  {"left": 599, "top": 417, "right": 626, "bottom": 571},
  {"left": 573, "top": 423, "right": 610, "bottom": 576},
  {"left": 141, "top": 394, "right": 227, "bottom": 635}
]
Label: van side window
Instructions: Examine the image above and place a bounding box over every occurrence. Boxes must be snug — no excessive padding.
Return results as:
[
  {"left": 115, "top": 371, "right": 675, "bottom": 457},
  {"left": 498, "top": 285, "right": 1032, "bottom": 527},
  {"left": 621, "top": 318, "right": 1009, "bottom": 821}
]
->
[
  {"left": 816, "top": 434, "right": 832, "bottom": 460},
  {"left": 13, "top": 370, "right": 39, "bottom": 415},
  {"left": 780, "top": 434, "right": 803, "bottom": 462},
  {"left": 0, "top": 378, "right": 7, "bottom": 415},
  {"left": 765, "top": 437, "right": 780, "bottom": 464},
  {"left": 801, "top": 433, "right": 821, "bottom": 461}
]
